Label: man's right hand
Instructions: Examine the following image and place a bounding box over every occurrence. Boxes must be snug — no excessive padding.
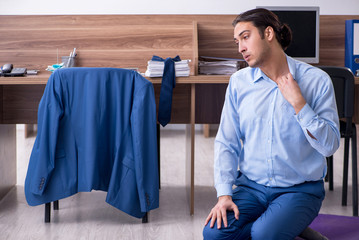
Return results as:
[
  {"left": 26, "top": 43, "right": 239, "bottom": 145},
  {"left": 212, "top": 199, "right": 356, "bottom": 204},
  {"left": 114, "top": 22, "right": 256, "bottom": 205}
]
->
[{"left": 205, "top": 195, "right": 240, "bottom": 229}]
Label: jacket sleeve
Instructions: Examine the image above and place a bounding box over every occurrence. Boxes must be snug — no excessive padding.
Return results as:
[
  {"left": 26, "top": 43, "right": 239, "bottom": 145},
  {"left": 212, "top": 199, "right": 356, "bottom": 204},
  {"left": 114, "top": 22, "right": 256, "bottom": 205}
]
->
[
  {"left": 130, "top": 74, "right": 159, "bottom": 213},
  {"left": 27, "top": 72, "right": 64, "bottom": 195}
]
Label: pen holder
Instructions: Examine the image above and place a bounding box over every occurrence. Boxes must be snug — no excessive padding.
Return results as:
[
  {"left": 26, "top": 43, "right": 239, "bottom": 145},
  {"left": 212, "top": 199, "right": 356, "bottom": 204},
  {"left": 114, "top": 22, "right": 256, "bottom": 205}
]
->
[{"left": 61, "top": 56, "right": 77, "bottom": 68}]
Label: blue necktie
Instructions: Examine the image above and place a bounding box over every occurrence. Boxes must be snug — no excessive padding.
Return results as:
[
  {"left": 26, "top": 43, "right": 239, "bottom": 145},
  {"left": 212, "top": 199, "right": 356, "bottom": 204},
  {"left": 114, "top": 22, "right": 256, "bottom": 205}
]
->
[{"left": 152, "top": 55, "right": 181, "bottom": 127}]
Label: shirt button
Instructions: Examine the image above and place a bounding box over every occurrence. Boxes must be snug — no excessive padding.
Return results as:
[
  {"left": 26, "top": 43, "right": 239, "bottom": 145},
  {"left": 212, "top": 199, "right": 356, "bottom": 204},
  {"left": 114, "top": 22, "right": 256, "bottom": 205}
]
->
[
  {"left": 267, "top": 140, "right": 270, "bottom": 143},
  {"left": 270, "top": 177, "right": 273, "bottom": 181}
]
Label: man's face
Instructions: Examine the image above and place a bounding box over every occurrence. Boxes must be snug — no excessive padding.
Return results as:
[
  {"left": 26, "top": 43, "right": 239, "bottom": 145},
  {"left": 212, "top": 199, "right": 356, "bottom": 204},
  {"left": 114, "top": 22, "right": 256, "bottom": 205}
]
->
[{"left": 233, "top": 21, "right": 271, "bottom": 68}]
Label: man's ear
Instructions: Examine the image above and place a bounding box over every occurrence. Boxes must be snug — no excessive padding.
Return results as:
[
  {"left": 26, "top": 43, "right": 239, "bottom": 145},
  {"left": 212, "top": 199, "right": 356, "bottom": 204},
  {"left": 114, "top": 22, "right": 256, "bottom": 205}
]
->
[{"left": 265, "top": 26, "right": 275, "bottom": 41}]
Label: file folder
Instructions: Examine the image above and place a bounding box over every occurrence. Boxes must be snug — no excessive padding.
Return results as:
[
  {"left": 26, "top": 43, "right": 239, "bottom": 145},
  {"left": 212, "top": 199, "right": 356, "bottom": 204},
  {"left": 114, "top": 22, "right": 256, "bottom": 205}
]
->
[{"left": 345, "top": 19, "right": 359, "bottom": 77}]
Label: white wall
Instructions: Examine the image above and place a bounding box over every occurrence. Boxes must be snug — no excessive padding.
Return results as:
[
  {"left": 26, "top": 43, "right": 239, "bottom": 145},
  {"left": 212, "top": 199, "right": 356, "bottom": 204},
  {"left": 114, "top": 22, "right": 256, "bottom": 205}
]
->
[{"left": 1, "top": 0, "right": 359, "bottom": 15}]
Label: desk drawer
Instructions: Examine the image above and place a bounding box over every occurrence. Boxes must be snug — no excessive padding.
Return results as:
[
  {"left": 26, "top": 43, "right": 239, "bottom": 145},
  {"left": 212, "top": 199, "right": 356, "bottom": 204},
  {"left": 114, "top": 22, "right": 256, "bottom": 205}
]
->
[{"left": 0, "top": 85, "right": 45, "bottom": 124}]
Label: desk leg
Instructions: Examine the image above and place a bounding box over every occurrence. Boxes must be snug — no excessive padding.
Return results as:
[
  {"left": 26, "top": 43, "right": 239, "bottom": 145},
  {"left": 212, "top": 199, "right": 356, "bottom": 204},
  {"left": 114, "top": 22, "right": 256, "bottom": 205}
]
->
[
  {"left": 203, "top": 124, "right": 210, "bottom": 138},
  {"left": 186, "top": 84, "right": 195, "bottom": 215},
  {"left": 0, "top": 124, "right": 16, "bottom": 200}
]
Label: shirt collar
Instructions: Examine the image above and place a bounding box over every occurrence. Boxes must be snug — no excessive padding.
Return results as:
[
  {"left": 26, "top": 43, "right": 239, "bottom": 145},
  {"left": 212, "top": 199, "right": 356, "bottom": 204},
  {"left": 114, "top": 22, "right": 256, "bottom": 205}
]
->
[
  {"left": 251, "top": 55, "right": 297, "bottom": 83},
  {"left": 252, "top": 68, "right": 263, "bottom": 83},
  {"left": 286, "top": 55, "right": 297, "bottom": 79}
]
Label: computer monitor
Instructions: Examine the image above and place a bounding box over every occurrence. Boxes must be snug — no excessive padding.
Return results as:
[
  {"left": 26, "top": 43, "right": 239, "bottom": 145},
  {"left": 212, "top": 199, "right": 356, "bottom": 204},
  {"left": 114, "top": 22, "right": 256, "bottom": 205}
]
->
[{"left": 258, "top": 6, "right": 320, "bottom": 64}]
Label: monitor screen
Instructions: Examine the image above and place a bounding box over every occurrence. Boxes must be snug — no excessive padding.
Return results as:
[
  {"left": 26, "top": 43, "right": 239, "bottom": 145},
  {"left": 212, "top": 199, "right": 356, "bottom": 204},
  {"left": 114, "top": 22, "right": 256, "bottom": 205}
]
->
[{"left": 258, "top": 6, "right": 320, "bottom": 64}]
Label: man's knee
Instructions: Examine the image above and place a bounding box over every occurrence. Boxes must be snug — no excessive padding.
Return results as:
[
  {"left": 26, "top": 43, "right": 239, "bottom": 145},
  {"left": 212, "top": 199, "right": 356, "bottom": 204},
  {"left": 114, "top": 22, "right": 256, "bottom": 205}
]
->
[
  {"left": 203, "top": 222, "right": 236, "bottom": 240},
  {"left": 203, "top": 219, "right": 252, "bottom": 240},
  {"left": 203, "top": 224, "right": 217, "bottom": 240}
]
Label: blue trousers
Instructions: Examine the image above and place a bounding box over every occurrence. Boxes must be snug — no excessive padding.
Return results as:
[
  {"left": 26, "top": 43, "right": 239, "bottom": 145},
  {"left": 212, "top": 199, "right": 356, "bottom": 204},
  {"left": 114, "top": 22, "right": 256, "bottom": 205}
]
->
[{"left": 203, "top": 174, "right": 325, "bottom": 240}]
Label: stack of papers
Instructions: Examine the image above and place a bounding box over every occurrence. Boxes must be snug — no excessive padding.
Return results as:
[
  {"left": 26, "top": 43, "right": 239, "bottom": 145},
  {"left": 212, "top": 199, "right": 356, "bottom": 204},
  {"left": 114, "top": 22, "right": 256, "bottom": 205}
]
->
[
  {"left": 145, "top": 60, "right": 191, "bottom": 77},
  {"left": 199, "top": 60, "right": 240, "bottom": 75}
]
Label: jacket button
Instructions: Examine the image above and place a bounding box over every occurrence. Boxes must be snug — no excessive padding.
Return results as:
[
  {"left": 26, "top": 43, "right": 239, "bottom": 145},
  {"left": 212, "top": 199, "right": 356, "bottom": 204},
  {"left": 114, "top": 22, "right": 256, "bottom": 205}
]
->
[{"left": 39, "top": 177, "right": 45, "bottom": 190}]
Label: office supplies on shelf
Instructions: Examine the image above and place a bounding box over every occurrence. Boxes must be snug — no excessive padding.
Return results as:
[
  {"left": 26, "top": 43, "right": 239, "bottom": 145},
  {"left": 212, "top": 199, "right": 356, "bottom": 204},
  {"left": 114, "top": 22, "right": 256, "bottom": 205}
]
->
[
  {"left": 5, "top": 68, "right": 27, "bottom": 77},
  {"left": 198, "top": 56, "right": 246, "bottom": 75},
  {"left": 1, "top": 63, "right": 27, "bottom": 77},
  {"left": 46, "top": 62, "right": 64, "bottom": 72},
  {"left": 62, "top": 56, "right": 76, "bottom": 68},
  {"left": 72, "top": 48, "right": 77, "bottom": 57},
  {"left": 200, "top": 56, "right": 246, "bottom": 62},
  {"left": 46, "top": 48, "right": 77, "bottom": 72},
  {"left": 1, "top": 63, "right": 13, "bottom": 73},
  {"left": 63, "top": 48, "right": 77, "bottom": 68},
  {"left": 345, "top": 19, "right": 359, "bottom": 76},
  {"left": 199, "top": 60, "right": 240, "bottom": 75},
  {"left": 27, "top": 70, "right": 39, "bottom": 75},
  {"left": 145, "top": 59, "right": 190, "bottom": 77}
]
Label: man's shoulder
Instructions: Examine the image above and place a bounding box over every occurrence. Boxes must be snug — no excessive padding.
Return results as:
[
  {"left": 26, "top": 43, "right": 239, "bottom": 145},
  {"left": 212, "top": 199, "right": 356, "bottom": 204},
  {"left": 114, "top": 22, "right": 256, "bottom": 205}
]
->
[
  {"left": 291, "top": 58, "right": 330, "bottom": 83},
  {"left": 291, "top": 58, "right": 325, "bottom": 76},
  {"left": 230, "top": 66, "right": 255, "bottom": 82}
]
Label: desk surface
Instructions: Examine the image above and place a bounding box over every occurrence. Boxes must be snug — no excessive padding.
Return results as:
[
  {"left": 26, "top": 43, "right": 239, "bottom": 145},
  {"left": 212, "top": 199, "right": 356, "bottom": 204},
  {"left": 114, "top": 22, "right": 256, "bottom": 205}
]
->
[
  {"left": 0, "top": 72, "right": 231, "bottom": 125},
  {"left": 0, "top": 72, "right": 231, "bottom": 85},
  {"left": 1, "top": 71, "right": 358, "bottom": 85}
]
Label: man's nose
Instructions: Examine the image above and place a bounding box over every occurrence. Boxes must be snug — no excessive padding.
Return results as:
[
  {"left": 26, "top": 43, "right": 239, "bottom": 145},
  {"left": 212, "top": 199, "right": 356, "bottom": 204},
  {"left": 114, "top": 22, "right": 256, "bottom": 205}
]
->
[{"left": 238, "top": 43, "right": 246, "bottom": 54}]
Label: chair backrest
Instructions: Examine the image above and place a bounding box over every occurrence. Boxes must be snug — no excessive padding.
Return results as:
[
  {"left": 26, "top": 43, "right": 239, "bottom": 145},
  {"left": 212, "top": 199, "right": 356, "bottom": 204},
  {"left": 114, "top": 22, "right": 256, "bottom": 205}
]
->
[{"left": 318, "top": 66, "right": 355, "bottom": 120}]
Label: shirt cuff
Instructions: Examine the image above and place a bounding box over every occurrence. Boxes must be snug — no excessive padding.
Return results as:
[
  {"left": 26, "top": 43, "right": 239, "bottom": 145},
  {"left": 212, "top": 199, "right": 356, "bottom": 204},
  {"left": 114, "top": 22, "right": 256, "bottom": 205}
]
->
[
  {"left": 295, "top": 103, "right": 316, "bottom": 127},
  {"left": 215, "top": 183, "right": 233, "bottom": 198}
]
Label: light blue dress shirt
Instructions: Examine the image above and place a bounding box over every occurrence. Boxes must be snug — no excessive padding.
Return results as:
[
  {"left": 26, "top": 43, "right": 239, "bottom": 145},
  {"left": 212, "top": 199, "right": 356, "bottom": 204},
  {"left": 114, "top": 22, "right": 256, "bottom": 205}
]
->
[{"left": 214, "top": 56, "right": 340, "bottom": 197}]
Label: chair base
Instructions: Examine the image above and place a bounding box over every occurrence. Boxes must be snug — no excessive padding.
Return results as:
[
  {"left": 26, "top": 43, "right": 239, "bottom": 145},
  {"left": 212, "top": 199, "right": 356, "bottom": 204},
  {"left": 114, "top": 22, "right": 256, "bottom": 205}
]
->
[
  {"left": 44, "top": 201, "right": 149, "bottom": 223},
  {"left": 44, "top": 201, "right": 58, "bottom": 223}
]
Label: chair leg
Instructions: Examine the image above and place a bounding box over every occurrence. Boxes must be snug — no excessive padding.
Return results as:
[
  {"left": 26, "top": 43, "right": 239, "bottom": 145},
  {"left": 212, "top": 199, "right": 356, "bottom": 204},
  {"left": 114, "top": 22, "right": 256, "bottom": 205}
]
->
[
  {"left": 325, "top": 159, "right": 329, "bottom": 183},
  {"left": 326, "top": 156, "right": 334, "bottom": 191},
  {"left": 342, "top": 137, "right": 350, "bottom": 206},
  {"left": 142, "top": 212, "right": 148, "bottom": 223},
  {"left": 53, "top": 200, "right": 59, "bottom": 210},
  {"left": 45, "top": 202, "right": 51, "bottom": 223},
  {"left": 351, "top": 126, "right": 358, "bottom": 216}
]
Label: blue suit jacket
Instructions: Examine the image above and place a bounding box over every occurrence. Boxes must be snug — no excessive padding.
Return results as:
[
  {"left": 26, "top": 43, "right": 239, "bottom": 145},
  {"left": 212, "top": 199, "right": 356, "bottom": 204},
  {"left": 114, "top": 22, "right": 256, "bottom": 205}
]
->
[{"left": 25, "top": 68, "right": 159, "bottom": 218}]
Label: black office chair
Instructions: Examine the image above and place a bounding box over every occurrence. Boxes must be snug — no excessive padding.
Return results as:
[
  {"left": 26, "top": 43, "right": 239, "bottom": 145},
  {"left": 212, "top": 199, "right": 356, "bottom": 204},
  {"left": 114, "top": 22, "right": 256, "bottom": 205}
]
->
[{"left": 318, "top": 66, "right": 358, "bottom": 216}]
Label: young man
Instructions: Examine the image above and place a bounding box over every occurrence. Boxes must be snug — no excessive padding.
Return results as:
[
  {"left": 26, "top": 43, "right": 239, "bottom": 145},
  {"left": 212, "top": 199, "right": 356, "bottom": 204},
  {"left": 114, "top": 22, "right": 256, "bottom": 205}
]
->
[{"left": 203, "top": 8, "right": 340, "bottom": 240}]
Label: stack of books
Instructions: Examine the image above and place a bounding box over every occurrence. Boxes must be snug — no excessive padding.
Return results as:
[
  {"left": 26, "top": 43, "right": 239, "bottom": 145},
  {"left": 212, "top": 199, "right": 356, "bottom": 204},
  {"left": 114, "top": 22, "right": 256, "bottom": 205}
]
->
[{"left": 145, "top": 60, "right": 191, "bottom": 77}]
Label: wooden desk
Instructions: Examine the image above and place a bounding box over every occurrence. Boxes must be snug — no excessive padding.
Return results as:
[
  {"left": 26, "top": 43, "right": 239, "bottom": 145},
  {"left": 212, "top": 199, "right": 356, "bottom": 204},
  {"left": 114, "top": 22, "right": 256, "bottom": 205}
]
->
[{"left": 0, "top": 72, "right": 230, "bottom": 215}]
